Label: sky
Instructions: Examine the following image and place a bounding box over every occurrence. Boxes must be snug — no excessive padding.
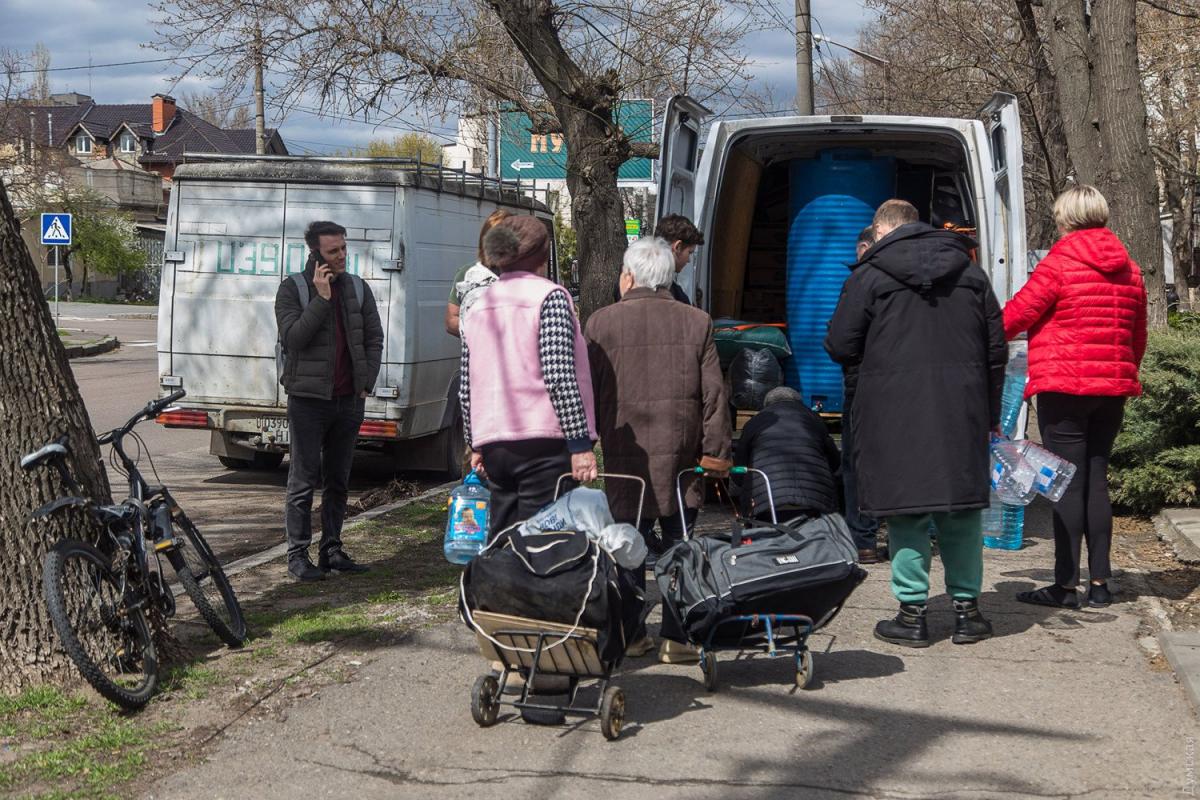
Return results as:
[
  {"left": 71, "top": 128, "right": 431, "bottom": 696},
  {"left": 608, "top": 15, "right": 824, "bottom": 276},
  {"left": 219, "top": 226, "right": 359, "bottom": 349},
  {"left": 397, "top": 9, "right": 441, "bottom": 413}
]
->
[{"left": 0, "top": 0, "right": 875, "bottom": 154}]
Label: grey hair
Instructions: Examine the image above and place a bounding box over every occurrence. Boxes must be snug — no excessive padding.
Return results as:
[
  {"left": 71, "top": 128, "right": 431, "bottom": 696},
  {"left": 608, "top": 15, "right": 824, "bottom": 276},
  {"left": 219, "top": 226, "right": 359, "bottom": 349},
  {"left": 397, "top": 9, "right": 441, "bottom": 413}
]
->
[
  {"left": 622, "top": 236, "right": 675, "bottom": 290},
  {"left": 764, "top": 386, "right": 803, "bottom": 407}
]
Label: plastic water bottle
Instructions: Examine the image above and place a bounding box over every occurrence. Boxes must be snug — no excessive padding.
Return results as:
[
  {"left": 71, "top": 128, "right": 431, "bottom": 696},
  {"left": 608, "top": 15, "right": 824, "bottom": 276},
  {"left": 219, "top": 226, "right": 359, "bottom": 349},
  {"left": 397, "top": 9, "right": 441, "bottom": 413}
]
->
[
  {"left": 1019, "top": 440, "right": 1078, "bottom": 503},
  {"left": 982, "top": 492, "right": 1025, "bottom": 550},
  {"left": 990, "top": 437, "right": 1039, "bottom": 505},
  {"left": 444, "top": 470, "right": 490, "bottom": 565},
  {"left": 1000, "top": 350, "right": 1028, "bottom": 437}
]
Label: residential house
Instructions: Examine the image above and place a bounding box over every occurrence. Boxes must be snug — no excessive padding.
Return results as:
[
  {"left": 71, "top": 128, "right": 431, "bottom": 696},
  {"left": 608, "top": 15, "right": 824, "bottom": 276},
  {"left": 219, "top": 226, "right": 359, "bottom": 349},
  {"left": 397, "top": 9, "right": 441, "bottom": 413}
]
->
[{"left": 2, "top": 93, "right": 287, "bottom": 296}]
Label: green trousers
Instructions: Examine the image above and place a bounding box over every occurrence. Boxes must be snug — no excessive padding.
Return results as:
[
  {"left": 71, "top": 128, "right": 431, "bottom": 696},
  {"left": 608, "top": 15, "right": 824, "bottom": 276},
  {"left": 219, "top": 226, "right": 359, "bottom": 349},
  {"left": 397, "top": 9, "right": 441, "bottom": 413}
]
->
[{"left": 888, "top": 510, "right": 984, "bottom": 605}]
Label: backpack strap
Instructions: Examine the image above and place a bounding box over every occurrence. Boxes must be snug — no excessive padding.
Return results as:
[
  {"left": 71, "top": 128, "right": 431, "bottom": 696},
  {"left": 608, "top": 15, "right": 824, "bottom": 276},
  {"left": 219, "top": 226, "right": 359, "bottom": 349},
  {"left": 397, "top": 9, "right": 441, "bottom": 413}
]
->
[
  {"left": 348, "top": 274, "right": 364, "bottom": 308},
  {"left": 290, "top": 272, "right": 310, "bottom": 308}
]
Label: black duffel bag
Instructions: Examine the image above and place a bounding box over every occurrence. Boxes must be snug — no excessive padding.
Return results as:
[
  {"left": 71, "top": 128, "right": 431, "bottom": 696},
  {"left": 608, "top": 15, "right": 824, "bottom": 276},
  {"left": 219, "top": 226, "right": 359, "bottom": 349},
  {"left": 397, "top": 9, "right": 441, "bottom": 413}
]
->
[
  {"left": 655, "top": 514, "right": 867, "bottom": 647},
  {"left": 460, "top": 526, "right": 642, "bottom": 664}
]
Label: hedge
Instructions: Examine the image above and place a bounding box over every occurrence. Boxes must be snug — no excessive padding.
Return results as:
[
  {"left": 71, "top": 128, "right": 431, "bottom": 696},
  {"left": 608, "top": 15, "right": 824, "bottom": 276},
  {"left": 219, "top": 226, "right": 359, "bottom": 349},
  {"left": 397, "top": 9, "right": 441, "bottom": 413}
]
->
[{"left": 1109, "top": 328, "right": 1200, "bottom": 514}]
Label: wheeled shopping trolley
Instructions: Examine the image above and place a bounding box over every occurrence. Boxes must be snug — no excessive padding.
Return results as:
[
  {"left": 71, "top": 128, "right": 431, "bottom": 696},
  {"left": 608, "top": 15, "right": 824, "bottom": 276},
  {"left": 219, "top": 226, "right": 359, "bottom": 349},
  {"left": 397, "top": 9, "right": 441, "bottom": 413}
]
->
[
  {"left": 668, "top": 466, "right": 864, "bottom": 692},
  {"left": 462, "top": 474, "right": 646, "bottom": 740}
]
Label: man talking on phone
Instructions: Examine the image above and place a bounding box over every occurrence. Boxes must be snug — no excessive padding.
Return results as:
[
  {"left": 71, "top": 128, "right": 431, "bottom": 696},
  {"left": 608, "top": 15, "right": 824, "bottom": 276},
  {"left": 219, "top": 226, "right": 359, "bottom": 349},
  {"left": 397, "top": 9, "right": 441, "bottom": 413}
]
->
[{"left": 275, "top": 220, "right": 384, "bottom": 581}]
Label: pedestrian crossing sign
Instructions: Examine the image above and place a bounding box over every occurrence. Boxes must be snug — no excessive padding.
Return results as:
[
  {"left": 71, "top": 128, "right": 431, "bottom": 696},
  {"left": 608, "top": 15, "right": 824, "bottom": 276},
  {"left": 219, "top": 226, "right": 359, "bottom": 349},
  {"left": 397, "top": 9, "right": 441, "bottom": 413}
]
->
[{"left": 40, "top": 213, "right": 72, "bottom": 246}]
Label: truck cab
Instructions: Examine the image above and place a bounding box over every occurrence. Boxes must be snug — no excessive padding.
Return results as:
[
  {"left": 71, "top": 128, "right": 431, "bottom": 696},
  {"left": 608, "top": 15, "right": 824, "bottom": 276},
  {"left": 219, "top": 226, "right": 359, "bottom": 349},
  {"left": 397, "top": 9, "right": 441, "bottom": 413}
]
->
[{"left": 658, "top": 93, "right": 1027, "bottom": 414}]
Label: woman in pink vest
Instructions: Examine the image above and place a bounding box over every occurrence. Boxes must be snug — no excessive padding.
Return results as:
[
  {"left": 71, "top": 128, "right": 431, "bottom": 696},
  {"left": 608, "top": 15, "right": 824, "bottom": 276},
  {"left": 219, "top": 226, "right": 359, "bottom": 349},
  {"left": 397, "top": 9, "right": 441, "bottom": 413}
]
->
[
  {"left": 1004, "top": 185, "right": 1147, "bottom": 609},
  {"left": 460, "top": 215, "right": 599, "bottom": 537}
]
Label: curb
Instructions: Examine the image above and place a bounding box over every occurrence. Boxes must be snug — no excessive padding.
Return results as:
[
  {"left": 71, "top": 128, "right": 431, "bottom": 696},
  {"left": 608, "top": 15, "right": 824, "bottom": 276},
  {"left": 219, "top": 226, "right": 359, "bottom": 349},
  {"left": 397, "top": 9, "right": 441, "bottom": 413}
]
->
[
  {"left": 221, "top": 479, "right": 460, "bottom": 579},
  {"left": 1159, "top": 631, "right": 1200, "bottom": 715},
  {"left": 1155, "top": 511, "right": 1200, "bottom": 565},
  {"left": 64, "top": 335, "right": 120, "bottom": 359}
]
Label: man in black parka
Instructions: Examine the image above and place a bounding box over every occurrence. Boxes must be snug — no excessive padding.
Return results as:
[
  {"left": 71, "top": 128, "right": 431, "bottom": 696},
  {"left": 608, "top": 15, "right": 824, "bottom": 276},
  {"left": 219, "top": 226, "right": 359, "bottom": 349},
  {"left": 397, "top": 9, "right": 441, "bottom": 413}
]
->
[{"left": 825, "top": 199, "right": 1007, "bottom": 648}]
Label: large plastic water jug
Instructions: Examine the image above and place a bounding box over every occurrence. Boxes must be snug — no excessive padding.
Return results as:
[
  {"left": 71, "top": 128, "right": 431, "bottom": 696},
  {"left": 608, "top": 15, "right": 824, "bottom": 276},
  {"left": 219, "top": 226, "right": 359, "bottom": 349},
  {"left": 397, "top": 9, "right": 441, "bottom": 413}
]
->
[
  {"left": 982, "top": 491, "right": 1025, "bottom": 550},
  {"left": 1000, "top": 349, "right": 1027, "bottom": 437},
  {"left": 444, "top": 470, "right": 490, "bottom": 565}
]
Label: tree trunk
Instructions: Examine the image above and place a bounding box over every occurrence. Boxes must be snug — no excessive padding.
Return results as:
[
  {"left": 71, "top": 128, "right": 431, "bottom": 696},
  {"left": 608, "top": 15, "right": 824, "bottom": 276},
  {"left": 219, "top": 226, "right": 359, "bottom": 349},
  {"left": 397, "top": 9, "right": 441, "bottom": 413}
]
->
[
  {"left": 560, "top": 105, "right": 626, "bottom": 322},
  {"left": 1044, "top": 0, "right": 1103, "bottom": 183},
  {"left": 1092, "top": 0, "right": 1167, "bottom": 328},
  {"left": 1177, "top": 132, "right": 1197, "bottom": 313},
  {"left": 487, "top": 0, "right": 627, "bottom": 323},
  {"left": 0, "top": 178, "right": 112, "bottom": 692},
  {"left": 1015, "top": 0, "right": 1073, "bottom": 196}
]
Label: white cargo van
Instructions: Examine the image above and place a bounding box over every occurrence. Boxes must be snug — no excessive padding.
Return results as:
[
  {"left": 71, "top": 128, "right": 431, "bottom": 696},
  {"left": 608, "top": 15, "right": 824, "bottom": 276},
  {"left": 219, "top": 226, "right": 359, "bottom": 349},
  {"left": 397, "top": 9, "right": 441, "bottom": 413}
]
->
[
  {"left": 155, "top": 156, "right": 553, "bottom": 475},
  {"left": 658, "top": 93, "right": 1027, "bottom": 414}
]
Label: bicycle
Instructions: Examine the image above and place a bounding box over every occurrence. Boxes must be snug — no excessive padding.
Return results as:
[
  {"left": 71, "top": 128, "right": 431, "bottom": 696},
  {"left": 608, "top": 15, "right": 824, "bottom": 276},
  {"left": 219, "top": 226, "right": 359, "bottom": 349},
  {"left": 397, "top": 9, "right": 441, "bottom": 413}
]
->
[{"left": 21, "top": 390, "right": 247, "bottom": 709}]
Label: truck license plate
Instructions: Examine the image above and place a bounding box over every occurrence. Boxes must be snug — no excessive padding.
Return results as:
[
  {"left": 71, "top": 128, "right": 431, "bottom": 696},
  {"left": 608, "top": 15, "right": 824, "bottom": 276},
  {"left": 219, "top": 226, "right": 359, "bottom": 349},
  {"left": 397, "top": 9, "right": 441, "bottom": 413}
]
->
[{"left": 259, "top": 416, "right": 289, "bottom": 446}]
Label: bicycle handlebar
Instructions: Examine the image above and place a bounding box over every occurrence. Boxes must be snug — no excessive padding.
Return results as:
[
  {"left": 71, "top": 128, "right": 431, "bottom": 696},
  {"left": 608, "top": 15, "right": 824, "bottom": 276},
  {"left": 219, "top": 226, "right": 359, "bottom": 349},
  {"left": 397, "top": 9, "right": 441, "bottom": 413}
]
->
[{"left": 106, "top": 390, "right": 187, "bottom": 449}]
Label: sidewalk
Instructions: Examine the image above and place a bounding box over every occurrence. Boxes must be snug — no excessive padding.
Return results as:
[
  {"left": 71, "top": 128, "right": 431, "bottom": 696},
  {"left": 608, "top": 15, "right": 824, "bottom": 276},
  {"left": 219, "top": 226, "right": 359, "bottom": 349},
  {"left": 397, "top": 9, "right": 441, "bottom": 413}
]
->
[
  {"left": 59, "top": 329, "right": 118, "bottom": 358},
  {"left": 150, "top": 501, "right": 1195, "bottom": 800}
]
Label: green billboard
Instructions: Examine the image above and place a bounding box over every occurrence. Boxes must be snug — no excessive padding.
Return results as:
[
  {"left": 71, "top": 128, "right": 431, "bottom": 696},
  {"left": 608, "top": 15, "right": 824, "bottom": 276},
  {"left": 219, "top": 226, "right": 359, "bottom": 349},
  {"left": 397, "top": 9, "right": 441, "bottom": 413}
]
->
[{"left": 499, "top": 100, "right": 654, "bottom": 182}]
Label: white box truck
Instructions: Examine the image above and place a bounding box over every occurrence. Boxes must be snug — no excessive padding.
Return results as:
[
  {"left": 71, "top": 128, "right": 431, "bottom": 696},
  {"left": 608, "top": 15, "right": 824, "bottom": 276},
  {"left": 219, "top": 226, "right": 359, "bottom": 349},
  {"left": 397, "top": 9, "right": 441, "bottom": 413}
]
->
[
  {"left": 155, "top": 156, "right": 553, "bottom": 476},
  {"left": 658, "top": 92, "right": 1029, "bottom": 414}
]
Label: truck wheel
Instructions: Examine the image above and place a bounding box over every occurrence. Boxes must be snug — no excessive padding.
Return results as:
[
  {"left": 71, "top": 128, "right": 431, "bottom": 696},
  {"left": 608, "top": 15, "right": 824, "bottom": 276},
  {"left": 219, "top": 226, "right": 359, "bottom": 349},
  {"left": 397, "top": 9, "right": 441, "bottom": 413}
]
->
[{"left": 442, "top": 416, "right": 466, "bottom": 481}]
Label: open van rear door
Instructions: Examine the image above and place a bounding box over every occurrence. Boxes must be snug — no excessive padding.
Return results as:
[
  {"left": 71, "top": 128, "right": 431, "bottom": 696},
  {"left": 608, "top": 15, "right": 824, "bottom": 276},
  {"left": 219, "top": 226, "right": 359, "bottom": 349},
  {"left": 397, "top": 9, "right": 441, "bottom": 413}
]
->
[
  {"left": 655, "top": 96, "right": 712, "bottom": 222},
  {"left": 980, "top": 92, "right": 1028, "bottom": 303}
]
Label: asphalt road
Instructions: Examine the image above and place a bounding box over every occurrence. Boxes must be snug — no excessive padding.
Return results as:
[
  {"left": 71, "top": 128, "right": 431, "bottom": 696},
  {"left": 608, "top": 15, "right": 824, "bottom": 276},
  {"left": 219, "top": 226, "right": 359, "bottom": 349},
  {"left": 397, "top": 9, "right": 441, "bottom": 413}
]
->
[{"left": 63, "top": 302, "right": 432, "bottom": 566}]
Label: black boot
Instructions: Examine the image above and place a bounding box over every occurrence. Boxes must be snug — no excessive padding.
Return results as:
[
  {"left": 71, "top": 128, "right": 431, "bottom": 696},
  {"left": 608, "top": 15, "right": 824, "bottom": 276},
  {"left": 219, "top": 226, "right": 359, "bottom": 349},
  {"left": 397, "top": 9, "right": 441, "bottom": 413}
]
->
[
  {"left": 874, "top": 603, "right": 929, "bottom": 648},
  {"left": 952, "top": 598, "right": 993, "bottom": 644}
]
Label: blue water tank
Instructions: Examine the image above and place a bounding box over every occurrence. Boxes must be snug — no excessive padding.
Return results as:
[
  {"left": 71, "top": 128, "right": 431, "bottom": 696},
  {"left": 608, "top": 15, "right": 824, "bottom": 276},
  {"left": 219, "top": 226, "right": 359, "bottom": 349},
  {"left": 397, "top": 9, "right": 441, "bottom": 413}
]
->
[{"left": 786, "top": 150, "right": 895, "bottom": 412}]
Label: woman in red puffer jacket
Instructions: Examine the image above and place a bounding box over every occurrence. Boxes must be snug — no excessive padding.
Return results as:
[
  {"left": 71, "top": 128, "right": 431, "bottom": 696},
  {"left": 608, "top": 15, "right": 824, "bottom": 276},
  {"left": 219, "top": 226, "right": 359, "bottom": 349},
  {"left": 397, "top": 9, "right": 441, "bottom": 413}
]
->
[{"left": 1004, "top": 185, "right": 1147, "bottom": 611}]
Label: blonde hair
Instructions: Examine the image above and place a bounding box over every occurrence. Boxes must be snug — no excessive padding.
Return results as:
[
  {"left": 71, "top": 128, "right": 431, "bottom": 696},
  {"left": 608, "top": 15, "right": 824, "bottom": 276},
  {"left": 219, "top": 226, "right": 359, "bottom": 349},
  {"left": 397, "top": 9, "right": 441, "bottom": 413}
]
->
[
  {"left": 873, "top": 199, "right": 919, "bottom": 231},
  {"left": 1053, "top": 185, "right": 1109, "bottom": 232}
]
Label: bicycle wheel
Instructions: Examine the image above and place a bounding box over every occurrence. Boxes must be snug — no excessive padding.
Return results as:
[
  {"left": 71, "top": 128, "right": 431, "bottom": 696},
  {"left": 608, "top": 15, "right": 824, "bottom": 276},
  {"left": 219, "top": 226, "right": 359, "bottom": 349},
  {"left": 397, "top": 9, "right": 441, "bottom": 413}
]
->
[
  {"left": 43, "top": 539, "right": 158, "bottom": 709},
  {"left": 167, "top": 512, "right": 246, "bottom": 646}
]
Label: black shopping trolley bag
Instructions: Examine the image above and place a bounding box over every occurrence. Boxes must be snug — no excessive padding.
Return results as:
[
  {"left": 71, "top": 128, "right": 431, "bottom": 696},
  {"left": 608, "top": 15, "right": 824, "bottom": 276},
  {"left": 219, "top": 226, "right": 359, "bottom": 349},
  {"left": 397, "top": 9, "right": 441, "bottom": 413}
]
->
[
  {"left": 656, "top": 513, "right": 866, "bottom": 645},
  {"left": 461, "top": 527, "right": 641, "bottom": 663}
]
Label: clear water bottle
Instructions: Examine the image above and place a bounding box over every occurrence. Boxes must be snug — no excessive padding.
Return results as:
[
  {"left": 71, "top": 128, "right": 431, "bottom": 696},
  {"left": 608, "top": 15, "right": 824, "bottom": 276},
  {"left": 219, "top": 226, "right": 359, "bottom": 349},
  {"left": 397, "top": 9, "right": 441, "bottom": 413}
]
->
[
  {"left": 444, "top": 470, "right": 490, "bottom": 565},
  {"left": 1000, "top": 350, "right": 1028, "bottom": 438},
  {"left": 982, "top": 492, "right": 1025, "bottom": 550},
  {"left": 1019, "top": 440, "right": 1078, "bottom": 502},
  {"left": 991, "top": 437, "right": 1039, "bottom": 505}
]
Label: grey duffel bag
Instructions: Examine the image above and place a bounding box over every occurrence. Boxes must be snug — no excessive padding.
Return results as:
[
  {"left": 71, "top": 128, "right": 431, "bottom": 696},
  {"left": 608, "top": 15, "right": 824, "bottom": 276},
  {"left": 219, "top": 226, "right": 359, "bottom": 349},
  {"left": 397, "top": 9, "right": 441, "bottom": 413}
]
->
[{"left": 655, "top": 513, "right": 866, "bottom": 646}]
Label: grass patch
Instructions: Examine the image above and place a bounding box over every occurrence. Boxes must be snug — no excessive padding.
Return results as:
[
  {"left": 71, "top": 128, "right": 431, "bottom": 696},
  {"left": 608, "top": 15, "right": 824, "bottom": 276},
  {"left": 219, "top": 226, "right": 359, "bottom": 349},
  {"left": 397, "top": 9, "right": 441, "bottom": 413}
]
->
[
  {"left": 160, "top": 664, "right": 225, "bottom": 701},
  {"left": 268, "top": 605, "right": 376, "bottom": 644},
  {"left": 0, "top": 689, "right": 157, "bottom": 799}
]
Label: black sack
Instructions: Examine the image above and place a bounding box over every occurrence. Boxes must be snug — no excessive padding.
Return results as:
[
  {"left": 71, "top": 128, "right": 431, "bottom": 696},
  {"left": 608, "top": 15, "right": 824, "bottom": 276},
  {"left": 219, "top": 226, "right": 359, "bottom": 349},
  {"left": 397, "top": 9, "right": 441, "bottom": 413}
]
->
[
  {"left": 729, "top": 347, "right": 783, "bottom": 410},
  {"left": 655, "top": 514, "right": 867, "bottom": 646},
  {"left": 461, "top": 527, "right": 642, "bottom": 664}
]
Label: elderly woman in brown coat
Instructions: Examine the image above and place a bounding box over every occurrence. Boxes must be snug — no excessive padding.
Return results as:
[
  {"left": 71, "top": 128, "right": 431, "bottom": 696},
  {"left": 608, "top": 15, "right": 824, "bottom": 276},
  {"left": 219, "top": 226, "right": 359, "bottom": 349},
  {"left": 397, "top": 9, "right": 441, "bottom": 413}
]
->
[{"left": 585, "top": 236, "right": 731, "bottom": 662}]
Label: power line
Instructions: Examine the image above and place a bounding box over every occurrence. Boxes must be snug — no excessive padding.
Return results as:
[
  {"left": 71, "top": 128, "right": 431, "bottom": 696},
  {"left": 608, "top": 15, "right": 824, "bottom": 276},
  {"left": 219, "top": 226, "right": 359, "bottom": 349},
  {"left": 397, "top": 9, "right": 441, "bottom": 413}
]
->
[{"left": 7, "top": 53, "right": 217, "bottom": 75}]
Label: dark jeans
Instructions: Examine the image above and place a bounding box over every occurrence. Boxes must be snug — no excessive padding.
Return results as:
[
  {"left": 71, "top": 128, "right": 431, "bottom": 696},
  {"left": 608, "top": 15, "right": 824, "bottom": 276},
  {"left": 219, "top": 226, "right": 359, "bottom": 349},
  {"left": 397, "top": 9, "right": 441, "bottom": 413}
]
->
[
  {"left": 480, "top": 438, "right": 574, "bottom": 539},
  {"left": 841, "top": 408, "right": 880, "bottom": 550},
  {"left": 631, "top": 507, "right": 698, "bottom": 641},
  {"left": 285, "top": 394, "right": 365, "bottom": 563},
  {"left": 637, "top": 507, "right": 699, "bottom": 556},
  {"left": 1037, "top": 392, "right": 1127, "bottom": 588}
]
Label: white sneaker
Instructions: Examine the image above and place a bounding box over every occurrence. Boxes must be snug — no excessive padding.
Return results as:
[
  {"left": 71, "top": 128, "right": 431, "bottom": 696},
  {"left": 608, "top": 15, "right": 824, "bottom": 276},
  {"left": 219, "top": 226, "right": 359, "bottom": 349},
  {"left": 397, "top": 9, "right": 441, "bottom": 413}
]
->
[
  {"left": 658, "top": 639, "right": 701, "bottom": 664},
  {"left": 625, "top": 635, "right": 656, "bottom": 658}
]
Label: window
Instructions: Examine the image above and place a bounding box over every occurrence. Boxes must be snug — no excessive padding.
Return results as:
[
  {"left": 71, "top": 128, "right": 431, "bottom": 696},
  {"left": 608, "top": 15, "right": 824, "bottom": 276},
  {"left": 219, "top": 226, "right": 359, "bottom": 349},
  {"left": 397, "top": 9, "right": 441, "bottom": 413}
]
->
[
  {"left": 75, "top": 133, "right": 92, "bottom": 154},
  {"left": 119, "top": 132, "right": 136, "bottom": 153}
]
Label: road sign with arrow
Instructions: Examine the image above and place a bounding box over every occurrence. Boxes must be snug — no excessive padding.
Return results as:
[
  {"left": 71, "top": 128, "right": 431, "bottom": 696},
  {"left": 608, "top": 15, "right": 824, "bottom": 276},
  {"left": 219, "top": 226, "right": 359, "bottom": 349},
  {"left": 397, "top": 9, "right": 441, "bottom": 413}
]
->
[{"left": 498, "top": 101, "right": 654, "bottom": 182}]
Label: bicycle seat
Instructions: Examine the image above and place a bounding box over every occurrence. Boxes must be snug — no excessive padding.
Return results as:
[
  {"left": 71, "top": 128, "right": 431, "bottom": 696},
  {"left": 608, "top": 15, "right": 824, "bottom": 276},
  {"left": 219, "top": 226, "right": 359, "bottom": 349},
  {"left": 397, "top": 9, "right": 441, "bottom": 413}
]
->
[{"left": 20, "top": 442, "right": 67, "bottom": 471}]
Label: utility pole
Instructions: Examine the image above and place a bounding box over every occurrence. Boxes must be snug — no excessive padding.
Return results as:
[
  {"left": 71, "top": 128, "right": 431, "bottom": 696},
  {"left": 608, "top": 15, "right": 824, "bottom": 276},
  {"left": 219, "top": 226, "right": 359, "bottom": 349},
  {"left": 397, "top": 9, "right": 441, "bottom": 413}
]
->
[
  {"left": 253, "top": 25, "right": 266, "bottom": 155},
  {"left": 812, "top": 34, "right": 892, "bottom": 114},
  {"left": 795, "top": 0, "right": 814, "bottom": 114}
]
